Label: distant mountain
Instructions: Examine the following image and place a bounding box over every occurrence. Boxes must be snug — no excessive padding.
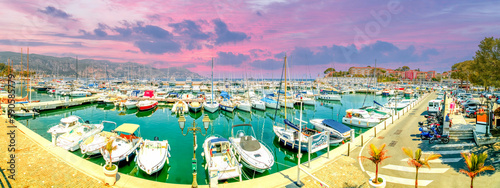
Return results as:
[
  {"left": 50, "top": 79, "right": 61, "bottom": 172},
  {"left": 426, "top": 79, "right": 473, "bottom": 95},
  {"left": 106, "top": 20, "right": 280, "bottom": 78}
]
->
[{"left": 0, "top": 51, "right": 202, "bottom": 79}]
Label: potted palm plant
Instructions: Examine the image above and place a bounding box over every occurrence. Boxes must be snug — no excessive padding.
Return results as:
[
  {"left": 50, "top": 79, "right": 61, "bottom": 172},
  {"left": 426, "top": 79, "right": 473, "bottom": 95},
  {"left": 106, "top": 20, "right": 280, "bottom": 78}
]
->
[
  {"left": 402, "top": 147, "right": 441, "bottom": 188},
  {"left": 102, "top": 137, "right": 118, "bottom": 185},
  {"left": 460, "top": 152, "right": 495, "bottom": 188},
  {"left": 360, "top": 144, "right": 390, "bottom": 188}
]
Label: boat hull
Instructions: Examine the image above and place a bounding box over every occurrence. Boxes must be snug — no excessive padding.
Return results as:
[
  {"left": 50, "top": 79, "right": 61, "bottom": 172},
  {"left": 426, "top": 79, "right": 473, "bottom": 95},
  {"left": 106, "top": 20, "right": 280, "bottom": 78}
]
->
[
  {"left": 137, "top": 101, "right": 158, "bottom": 111},
  {"left": 220, "top": 104, "right": 234, "bottom": 112}
]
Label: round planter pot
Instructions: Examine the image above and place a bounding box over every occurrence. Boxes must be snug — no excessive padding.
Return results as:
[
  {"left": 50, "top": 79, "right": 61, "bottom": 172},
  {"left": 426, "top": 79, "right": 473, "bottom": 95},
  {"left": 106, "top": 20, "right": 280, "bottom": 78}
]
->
[
  {"left": 103, "top": 164, "right": 118, "bottom": 185},
  {"left": 368, "top": 176, "right": 386, "bottom": 188}
]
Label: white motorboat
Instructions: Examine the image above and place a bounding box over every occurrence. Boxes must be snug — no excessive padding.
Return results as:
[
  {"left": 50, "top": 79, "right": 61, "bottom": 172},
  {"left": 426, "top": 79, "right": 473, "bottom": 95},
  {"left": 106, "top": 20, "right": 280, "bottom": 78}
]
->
[
  {"left": 80, "top": 121, "right": 118, "bottom": 155},
  {"left": 317, "top": 94, "right": 341, "bottom": 101},
  {"left": 124, "top": 99, "right": 139, "bottom": 109},
  {"left": 136, "top": 100, "right": 158, "bottom": 111},
  {"left": 56, "top": 122, "right": 104, "bottom": 151},
  {"left": 192, "top": 85, "right": 201, "bottom": 93},
  {"left": 101, "top": 123, "right": 143, "bottom": 163},
  {"left": 70, "top": 90, "right": 91, "bottom": 97},
  {"left": 202, "top": 136, "right": 242, "bottom": 186},
  {"left": 235, "top": 100, "right": 251, "bottom": 112},
  {"left": 200, "top": 85, "right": 208, "bottom": 91},
  {"left": 182, "top": 85, "right": 191, "bottom": 92},
  {"left": 342, "top": 109, "right": 383, "bottom": 128},
  {"left": 12, "top": 108, "right": 40, "bottom": 117},
  {"left": 229, "top": 124, "right": 274, "bottom": 173},
  {"left": 136, "top": 138, "right": 171, "bottom": 175},
  {"left": 251, "top": 99, "right": 266, "bottom": 111},
  {"left": 47, "top": 116, "right": 85, "bottom": 135},
  {"left": 309, "top": 119, "right": 352, "bottom": 145},
  {"left": 172, "top": 100, "right": 188, "bottom": 114}
]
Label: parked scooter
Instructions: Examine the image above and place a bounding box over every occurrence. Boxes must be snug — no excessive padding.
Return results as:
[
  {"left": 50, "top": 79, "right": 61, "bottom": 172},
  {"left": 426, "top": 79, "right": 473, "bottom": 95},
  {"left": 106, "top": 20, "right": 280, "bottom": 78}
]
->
[
  {"left": 419, "top": 126, "right": 433, "bottom": 140},
  {"left": 429, "top": 128, "right": 449, "bottom": 144}
]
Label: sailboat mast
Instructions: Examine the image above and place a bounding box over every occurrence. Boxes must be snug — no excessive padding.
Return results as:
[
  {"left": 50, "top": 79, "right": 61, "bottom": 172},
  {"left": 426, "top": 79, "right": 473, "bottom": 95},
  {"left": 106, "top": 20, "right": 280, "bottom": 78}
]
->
[
  {"left": 76, "top": 56, "right": 78, "bottom": 81},
  {"left": 284, "top": 55, "right": 287, "bottom": 120},
  {"left": 28, "top": 48, "right": 31, "bottom": 102},
  {"left": 211, "top": 58, "right": 214, "bottom": 103},
  {"left": 20, "top": 48, "right": 23, "bottom": 98}
]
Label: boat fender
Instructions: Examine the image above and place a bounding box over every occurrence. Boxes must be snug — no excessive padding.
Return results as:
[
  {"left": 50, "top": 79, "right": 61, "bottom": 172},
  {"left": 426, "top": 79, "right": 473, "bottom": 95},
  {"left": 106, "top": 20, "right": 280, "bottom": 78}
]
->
[
  {"left": 126, "top": 155, "right": 129, "bottom": 162},
  {"left": 350, "top": 120, "right": 352, "bottom": 124},
  {"left": 367, "top": 122, "right": 369, "bottom": 126},
  {"left": 358, "top": 121, "right": 361, "bottom": 125}
]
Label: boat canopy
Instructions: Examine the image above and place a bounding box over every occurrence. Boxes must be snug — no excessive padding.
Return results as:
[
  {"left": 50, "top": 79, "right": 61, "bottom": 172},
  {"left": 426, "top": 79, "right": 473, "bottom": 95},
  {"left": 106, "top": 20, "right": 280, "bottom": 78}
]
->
[
  {"left": 322, "top": 119, "right": 351, "bottom": 134},
  {"left": 115, "top": 123, "right": 140, "bottom": 134},
  {"left": 209, "top": 137, "right": 229, "bottom": 144},
  {"left": 220, "top": 91, "right": 230, "bottom": 99},
  {"left": 144, "top": 90, "right": 154, "bottom": 98},
  {"left": 131, "top": 90, "right": 140, "bottom": 97}
]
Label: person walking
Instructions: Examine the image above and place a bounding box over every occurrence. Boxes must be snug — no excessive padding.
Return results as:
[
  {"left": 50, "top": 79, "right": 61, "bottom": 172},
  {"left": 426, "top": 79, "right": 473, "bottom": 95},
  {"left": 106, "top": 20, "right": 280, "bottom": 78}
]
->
[{"left": 450, "top": 101, "right": 455, "bottom": 114}]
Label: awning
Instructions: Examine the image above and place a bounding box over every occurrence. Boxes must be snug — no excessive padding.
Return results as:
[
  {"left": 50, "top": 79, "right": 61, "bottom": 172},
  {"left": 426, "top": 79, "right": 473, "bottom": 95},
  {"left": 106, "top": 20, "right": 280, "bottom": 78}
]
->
[{"left": 114, "top": 123, "right": 140, "bottom": 134}]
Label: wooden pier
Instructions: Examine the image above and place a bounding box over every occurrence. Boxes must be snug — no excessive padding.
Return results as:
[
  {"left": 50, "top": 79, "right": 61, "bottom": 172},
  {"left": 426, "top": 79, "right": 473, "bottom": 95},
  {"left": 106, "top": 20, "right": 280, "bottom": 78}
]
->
[{"left": 1, "top": 96, "right": 100, "bottom": 111}]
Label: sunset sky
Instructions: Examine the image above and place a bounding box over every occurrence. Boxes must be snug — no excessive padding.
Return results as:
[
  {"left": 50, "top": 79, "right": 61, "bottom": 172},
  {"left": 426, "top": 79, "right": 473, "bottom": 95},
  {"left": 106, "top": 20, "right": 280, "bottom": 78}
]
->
[{"left": 1, "top": 0, "right": 498, "bottom": 78}]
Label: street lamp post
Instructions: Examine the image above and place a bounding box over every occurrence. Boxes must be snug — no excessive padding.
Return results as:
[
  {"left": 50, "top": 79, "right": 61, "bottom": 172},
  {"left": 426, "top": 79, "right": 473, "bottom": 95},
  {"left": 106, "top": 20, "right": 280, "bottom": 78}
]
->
[{"left": 178, "top": 114, "right": 211, "bottom": 188}]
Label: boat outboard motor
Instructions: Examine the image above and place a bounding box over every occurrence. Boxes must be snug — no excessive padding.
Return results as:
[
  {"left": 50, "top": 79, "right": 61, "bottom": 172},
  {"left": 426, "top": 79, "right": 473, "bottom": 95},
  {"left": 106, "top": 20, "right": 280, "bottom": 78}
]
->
[
  {"left": 154, "top": 136, "right": 159, "bottom": 141},
  {"left": 85, "top": 120, "right": 90, "bottom": 124}
]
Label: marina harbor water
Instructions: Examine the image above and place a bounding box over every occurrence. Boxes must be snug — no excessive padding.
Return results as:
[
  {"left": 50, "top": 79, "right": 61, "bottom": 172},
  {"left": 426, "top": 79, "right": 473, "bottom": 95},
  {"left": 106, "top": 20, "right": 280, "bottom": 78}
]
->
[{"left": 10, "top": 87, "right": 404, "bottom": 185}]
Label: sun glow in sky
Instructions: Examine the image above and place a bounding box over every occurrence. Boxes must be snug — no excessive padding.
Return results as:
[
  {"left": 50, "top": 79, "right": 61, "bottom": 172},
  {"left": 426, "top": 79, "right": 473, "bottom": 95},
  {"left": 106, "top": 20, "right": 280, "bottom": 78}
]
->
[{"left": 1, "top": 0, "right": 499, "bottom": 77}]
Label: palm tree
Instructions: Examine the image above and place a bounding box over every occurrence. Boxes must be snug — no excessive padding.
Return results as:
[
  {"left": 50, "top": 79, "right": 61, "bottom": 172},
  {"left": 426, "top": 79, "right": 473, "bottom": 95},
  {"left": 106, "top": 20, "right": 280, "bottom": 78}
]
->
[
  {"left": 359, "top": 144, "right": 390, "bottom": 184},
  {"left": 402, "top": 147, "right": 441, "bottom": 188},
  {"left": 103, "top": 137, "right": 117, "bottom": 170},
  {"left": 460, "top": 152, "right": 495, "bottom": 188}
]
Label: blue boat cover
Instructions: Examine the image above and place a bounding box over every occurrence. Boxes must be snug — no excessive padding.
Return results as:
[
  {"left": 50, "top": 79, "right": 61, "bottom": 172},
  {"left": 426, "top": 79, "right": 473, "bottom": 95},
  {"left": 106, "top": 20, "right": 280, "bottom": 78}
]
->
[
  {"left": 284, "top": 119, "right": 300, "bottom": 131},
  {"left": 131, "top": 90, "right": 140, "bottom": 97},
  {"left": 261, "top": 97, "right": 277, "bottom": 103},
  {"left": 373, "top": 100, "right": 383, "bottom": 107},
  {"left": 220, "top": 91, "right": 230, "bottom": 99},
  {"left": 209, "top": 137, "right": 228, "bottom": 143},
  {"left": 322, "top": 119, "right": 351, "bottom": 134}
]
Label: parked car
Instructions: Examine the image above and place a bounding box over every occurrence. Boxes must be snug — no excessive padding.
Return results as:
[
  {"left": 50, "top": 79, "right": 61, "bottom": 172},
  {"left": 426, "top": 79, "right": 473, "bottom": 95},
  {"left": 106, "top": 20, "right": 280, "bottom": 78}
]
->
[
  {"left": 465, "top": 106, "right": 487, "bottom": 118},
  {"left": 462, "top": 100, "right": 481, "bottom": 112}
]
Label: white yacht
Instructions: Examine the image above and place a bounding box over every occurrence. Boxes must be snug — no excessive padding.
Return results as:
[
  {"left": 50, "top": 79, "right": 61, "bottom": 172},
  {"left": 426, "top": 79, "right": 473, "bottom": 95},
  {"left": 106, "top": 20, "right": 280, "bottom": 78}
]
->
[
  {"left": 342, "top": 109, "right": 384, "bottom": 128},
  {"left": 229, "top": 124, "right": 274, "bottom": 173},
  {"left": 202, "top": 136, "right": 242, "bottom": 186},
  {"left": 136, "top": 138, "right": 171, "bottom": 175},
  {"left": 56, "top": 122, "right": 104, "bottom": 151},
  {"left": 100, "top": 123, "right": 143, "bottom": 163}
]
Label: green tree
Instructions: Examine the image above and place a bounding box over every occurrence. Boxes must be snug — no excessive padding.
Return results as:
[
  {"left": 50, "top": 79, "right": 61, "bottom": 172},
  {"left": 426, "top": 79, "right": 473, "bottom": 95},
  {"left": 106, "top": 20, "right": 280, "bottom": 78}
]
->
[
  {"left": 402, "top": 66, "right": 410, "bottom": 71},
  {"left": 460, "top": 152, "right": 495, "bottom": 188},
  {"left": 402, "top": 147, "right": 441, "bottom": 188},
  {"left": 472, "top": 37, "right": 500, "bottom": 89},
  {"left": 451, "top": 60, "right": 474, "bottom": 88},
  {"left": 324, "top": 68, "right": 335, "bottom": 75}
]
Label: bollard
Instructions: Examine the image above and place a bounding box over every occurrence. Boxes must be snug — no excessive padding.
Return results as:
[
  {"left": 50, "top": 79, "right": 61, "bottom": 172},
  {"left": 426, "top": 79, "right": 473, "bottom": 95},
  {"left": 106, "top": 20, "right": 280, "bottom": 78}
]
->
[
  {"left": 374, "top": 127, "right": 377, "bottom": 137},
  {"left": 361, "top": 135, "right": 364, "bottom": 147},
  {"left": 348, "top": 143, "right": 350, "bottom": 156},
  {"left": 384, "top": 121, "right": 387, "bottom": 130}
]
